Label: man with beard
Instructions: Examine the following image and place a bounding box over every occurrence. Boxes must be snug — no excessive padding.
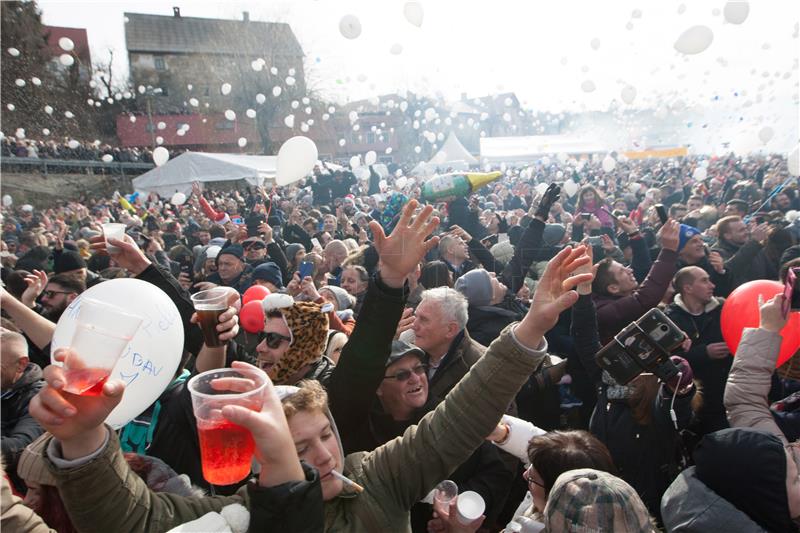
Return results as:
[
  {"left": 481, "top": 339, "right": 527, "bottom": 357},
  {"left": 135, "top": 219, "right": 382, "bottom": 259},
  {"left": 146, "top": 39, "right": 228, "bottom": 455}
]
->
[{"left": 37, "top": 273, "right": 85, "bottom": 322}]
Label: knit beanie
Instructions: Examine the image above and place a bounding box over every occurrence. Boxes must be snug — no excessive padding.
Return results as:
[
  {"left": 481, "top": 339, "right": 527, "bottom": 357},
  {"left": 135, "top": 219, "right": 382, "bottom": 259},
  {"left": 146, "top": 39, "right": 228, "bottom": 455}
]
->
[
  {"left": 320, "top": 285, "right": 354, "bottom": 310},
  {"left": 678, "top": 224, "right": 701, "bottom": 251},
  {"left": 261, "top": 294, "right": 329, "bottom": 384},
  {"left": 544, "top": 469, "right": 654, "bottom": 533},
  {"left": 490, "top": 240, "right": 514, "bottom": 265},
  {"left": 285, "top": 243, "right": 304, "bottom": 262},
  {"left": 454, "top": 268, "right": 493, "bottom": 307},
  {"left": 542, "top": 224, "right": 567, "bottom": 247},
  {"left": 217, "top": 244, "right": 244, "bottom": 262},
  {"left": 54, "top": 250, "right": 87, "bottom": 274},
  {"left": 252, "top": 262, "right": 284, "bottom": 288}
]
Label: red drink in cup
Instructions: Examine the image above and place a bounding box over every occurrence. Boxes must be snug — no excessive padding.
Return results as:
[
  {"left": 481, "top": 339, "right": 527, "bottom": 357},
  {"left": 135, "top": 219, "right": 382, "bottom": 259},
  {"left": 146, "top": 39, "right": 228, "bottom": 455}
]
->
[
  {"left": 62, "top": 298, "right": 143, "bottom": 396},
  {"left": 188, "top": 366, "right": 267, "bottom": 486}
]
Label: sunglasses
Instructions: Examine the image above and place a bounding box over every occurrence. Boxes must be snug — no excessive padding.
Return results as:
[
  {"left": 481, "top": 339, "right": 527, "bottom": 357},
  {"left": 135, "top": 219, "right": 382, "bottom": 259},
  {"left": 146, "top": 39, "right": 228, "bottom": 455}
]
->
[
  {"left": 257, "top": 331, "right": 292, "bottom": 349},
  {"left": 244, "top": 243, "right": 266, "bottom": 250},
  {"left": 42, "top": 289, "right": 75, "bottom": 299},
  {"left": 384, "top": 364, "right": 428, "bottom": 382}
]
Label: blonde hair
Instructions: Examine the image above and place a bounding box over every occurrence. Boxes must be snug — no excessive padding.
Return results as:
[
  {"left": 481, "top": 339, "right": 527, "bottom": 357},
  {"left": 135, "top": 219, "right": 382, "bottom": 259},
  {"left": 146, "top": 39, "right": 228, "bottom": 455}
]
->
[{"left": 281, "top": 379, "right": 329, "bottom": 419}]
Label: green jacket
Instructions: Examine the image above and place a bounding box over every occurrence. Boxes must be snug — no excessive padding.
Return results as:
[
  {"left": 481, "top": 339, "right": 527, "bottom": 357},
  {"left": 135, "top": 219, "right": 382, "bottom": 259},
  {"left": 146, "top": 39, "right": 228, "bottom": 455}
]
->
[{"left": 316, "top": 325, "right": 546, "bottom": 532}]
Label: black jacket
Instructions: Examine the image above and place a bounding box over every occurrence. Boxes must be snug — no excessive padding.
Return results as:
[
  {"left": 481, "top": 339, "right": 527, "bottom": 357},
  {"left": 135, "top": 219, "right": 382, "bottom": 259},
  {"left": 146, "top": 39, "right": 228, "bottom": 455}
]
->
[
  {"left": 664, "top": 298, "right": 730, "bottom": 435},
  {"left": 465, "top": 297, "right": 527, "bottom": 347},
  {"left": 1, "top": 363, "right": 45, "bottom": 490}
]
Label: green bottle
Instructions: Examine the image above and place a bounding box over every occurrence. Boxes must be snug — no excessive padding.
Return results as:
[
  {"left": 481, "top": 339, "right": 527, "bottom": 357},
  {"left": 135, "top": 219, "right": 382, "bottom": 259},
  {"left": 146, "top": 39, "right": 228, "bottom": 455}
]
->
[{"left": 420, "top": 171, "right": 503, "bottom": 202}]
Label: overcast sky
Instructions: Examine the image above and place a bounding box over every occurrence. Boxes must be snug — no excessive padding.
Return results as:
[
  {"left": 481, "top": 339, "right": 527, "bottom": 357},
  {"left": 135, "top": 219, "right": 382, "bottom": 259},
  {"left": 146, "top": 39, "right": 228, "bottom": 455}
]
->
[{"left": 35, "top": 0, "right": 800, "bottom": 153}]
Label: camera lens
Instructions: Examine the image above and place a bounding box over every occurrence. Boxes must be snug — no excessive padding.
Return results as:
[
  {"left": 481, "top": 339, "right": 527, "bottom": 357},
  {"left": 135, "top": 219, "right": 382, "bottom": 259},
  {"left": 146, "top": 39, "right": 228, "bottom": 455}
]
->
[{"left": 659, "top": 325, "right": 669, "bottom": 332}]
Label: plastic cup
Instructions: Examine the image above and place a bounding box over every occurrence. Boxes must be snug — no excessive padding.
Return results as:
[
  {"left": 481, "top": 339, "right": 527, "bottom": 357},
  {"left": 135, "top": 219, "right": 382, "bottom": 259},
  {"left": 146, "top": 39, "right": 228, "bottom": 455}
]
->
[
  {"left": 191, "top": 288, "right": 229, "bottom": 348},
  {"left": 188, "top": 366, "right": 267, "bottom": 485},
  {"left": 434, "top": 480, "right": 458, "bottom": 507},
  {"left": 101, "top": 223, "right": 126, "bottom": 253},
  {"left": 455, "top": 491, "right": 486, "bottom": 525},
  {"left": 62, "top": 297, "right": 143, "bottom": 396}
]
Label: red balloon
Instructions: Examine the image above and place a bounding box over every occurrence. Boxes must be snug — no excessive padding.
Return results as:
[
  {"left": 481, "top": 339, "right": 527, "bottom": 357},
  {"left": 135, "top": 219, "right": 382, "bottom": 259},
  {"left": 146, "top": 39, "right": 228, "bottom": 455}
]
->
[
  {"left": 242, "top": 285, "right": 271, "bottom": 305},
  {"left": 721, "top": 280, "right": 800, "bottom": 367},
  {"left": 239, "top": 300, "right": 265, "bottom": 334}
]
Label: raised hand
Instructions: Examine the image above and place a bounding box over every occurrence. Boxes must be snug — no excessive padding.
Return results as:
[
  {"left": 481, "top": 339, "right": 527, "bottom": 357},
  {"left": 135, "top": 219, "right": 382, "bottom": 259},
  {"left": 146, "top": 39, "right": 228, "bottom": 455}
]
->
[
  {"left": 708, "top": 251, "right": 725, "bottom": 274},
  {"left": 758, "top": 293, "right": 788, "bottom": 333},
  {"left": 369, "top": 199, "right": 440, "bottom": 288},
  {"left": 29, "top": 348, "right": 125, "bottom": 459},
  {"left": 517, "top": 245, "right": 593, "bottom": 348},
  {"left": 220, "top": 361, "right": 304, "bottom": 487},
  {"left": 658, "top": 219, "right": 680, "bottom": 252},
  {"left": 90, "top": 234, "right": 151, "bottom": 276},
  {"left": 21, "top": 269, "right": 48, "bottom": 308},
  {"left": 448, "top": 224, "right": 472, "bottom": 243},
  {"left": 191, "top": 305, "right": 240, "bottom": 345},
  {"left": 394, "top": 307, "right": 415, "bottom": 340}
]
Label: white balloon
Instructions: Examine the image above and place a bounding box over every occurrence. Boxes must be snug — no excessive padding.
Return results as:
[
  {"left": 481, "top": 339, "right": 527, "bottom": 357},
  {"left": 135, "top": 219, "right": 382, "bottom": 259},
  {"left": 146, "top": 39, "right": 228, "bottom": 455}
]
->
[
  {"left": 284, "top": 115, "right": 295, "bottom": 128},
  {"left": 322, "top": 113, "right": 330, "bottom": 121},
  {"left": 224, "top": 109, "right": 236, "bottom": 121},
  {"left": 68, "top": 139, "right": 80, "bottom": 149},
  {"left": 102, "top": 154, "right": 114, "bottom": 163},
  {"left": 535, "top": 183, "right": 549, "bottom": 195},
  {"left": 339, "top": 14, "right": 362, "bottom": 39},
  {"left": 156, "top": 121, "right": 166, "bottom": 130},
  {"left": 153, "top": 146, "right": 170, "bottom": 166},
  {"left": 723, "top": 2, "right": 749, "bottom": 24},
  {"left": 156, "top": 136, "right": 164, "bottom": 145},
  {"left": 365, "top": 150, "right": 377, "bottom": 166},
  {"left": 6, "top": 104, "right": 14, "bottom": 111},
  {"left": 44, "top": 105, "right": 53, "bottom": 115},
  {"left": 788, "top": 145, "right": 800, "bottom": 177},
  {"left": 51, "top": 279, "right": 184, "bottom": 428},
  {"left": 7, "top": 47, "right": 20, "bottom": 57},
  {"left": 758, "top": 126, "right": 774, "bottom": 144},
  {"left": 15, "top": 128, "right": 25, "bottom": 139},
  {"left": 59, "top": 53, "right": 74, "bottom": 66},
  {"left": 581, "top": 80, "right": 596, "bottom": 92},
  {"left": 602, "top": 155, "right": 617, "bottom": 172},
  {"left": 285, "top": 76, "right": 296, "bottom": 86},
  {"left": 189, "top": 97, "right": 199, "bottom": 107},
  {"left": 300, "top": 122, "right": 309, "bottom": 133},
  {"left": 390, "top": 43, "right": 403, "bottom": 55},
  {"left": 31, "top": 77, "right": 41, "bottom": 86},
  {"left": 272, "top": 86, "right": 282, "bottom": 97},
  {"left": 396, "top": 177, "right": 408, "bottom": 189},
  {"left": 354, "top": 167, "right": 370, "bottom": 180},
  {"left": 339, "top": 139, "right": 346, "bottom": 147},
  {"left": 251, "top": 59, "right": 264, "bottom": 71},
  {"left": 276, "top": 136, "right": 318, "bottom": 186},
  {"left": 590, "top": 38, "right": 601, "bottom": 50},
  {"left": 350, "top": 155, "right": 361, "bottom": 168},
  {"left": 14, "top": 78, "right": 25, "bottom": 87},
  {"left": 170, "top": 192, "right": 187, "bottom": 206},
  {"left": 291, "top": 101, "right": 299, "bottom": 109},
  {"left": 563, "top": 180, "right": 579, "bottom": 197},
  {"left": 221, "top": 83, "right": 232, "bottom": 95},
  {"left": 2, "top": 194, "right": 13, "bottom": 207},
  {"left": 621, "top": 85, "right": 637, "bottom": 104},
  {"left": 238, "top": 137, "right": 247, "bottom": 148},
  {"left": 348, "top": 110, "right": 359, "bottom": 122},
  {"left": 256, "top": 93, "right": 266, "bottom": 104},
  {"left": 246, "top": 108, "right": 257, "bottom": 118},
  {"left": 58, "top": 37, "right": 74, "bottom": 51},
  {"left": 404, "top": 1, "right": 424, "bottom": 27},
  {"left": 42, "top": 128, "right": 50, "bottom": 136},
  {"left": 693, "top": 167, "right": 708, "bottom": 181},
  {"left": 674, "top": 25, "right": 714, "bottom": 55}
]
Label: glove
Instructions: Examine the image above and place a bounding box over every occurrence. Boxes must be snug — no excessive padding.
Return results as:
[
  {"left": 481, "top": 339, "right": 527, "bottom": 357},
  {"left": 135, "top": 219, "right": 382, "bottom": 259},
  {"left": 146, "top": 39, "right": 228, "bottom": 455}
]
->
[
  {"left": 666, "top": 355, "right": 694, "bottom": 394},
  {"left": 534, "top": 183, "right": 561, "bottom": 220}
]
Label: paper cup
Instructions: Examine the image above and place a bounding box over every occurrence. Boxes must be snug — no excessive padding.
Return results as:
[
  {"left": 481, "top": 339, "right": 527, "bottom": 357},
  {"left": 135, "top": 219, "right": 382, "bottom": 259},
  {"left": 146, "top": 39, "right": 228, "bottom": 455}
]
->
[
  {"left": 455, "top": 491, "right": 485, "bottom": 525},
  {"left": 102, "top": 223, "right": 126, "bottom": 253}
]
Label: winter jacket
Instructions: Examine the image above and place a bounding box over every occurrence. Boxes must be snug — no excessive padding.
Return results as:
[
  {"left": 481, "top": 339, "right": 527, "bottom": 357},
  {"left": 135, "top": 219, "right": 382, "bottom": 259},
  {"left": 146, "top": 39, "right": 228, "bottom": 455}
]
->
[
  {"left": 1, "top": 474, "right": 54, "bottom": 533},
  {"left": 711, "top": 239, "right": 764, "bottom": 291},
  {"left": 426, "top": 330, "right": 486, "bottom": 408},
  {"left": 42, "top": 430, "right": 324, "bottom": 533},
  {"left": 573, "top": 293, "right": 694, "bottom": 520},
  {"left": 1, "top": 363, "right": 45, "bottom": 482},
  {"left": 665, "top": 296, "right": 730, "bottom": 435},
  {"left": 594, "top": 248, "right": 678, "bottom": 344},
  {"left": 205, "top": 265, "right": 254, "bottom": 295},
  {"left": 465, "top": 297, "right": 527, "bottom": 347},
  {"left": 676, "top": 255, "right": 732, "bottom": 297},
  {"left": 724, "top": 327, "right": 789, "bottom": 444},
  {"left": 661, "top": 467, "right": 768, "bottom": 533}
]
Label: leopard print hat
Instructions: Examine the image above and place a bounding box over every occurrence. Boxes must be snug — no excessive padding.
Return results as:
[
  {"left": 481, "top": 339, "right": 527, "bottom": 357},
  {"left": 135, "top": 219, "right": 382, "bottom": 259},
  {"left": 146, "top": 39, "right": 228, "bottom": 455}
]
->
[{"left": 262, "top": 294, "right": 330, "bottom": 384}]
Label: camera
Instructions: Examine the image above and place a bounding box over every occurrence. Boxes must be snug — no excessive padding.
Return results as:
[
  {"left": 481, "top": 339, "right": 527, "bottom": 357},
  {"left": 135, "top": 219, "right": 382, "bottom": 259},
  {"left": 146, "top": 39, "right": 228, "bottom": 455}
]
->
[{"left": 596, "top": 308, "right": 685, "bottom": 385}]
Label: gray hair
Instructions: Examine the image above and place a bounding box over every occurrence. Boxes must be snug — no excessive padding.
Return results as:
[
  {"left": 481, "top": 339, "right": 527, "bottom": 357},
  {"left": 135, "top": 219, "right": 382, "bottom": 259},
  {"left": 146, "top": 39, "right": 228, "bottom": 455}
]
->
[
  {"left": 420, "top": 287, "right": 468, "bottom": 330},
  {"left": 0, "top": 328, "right": 28, "bottom": 360}
]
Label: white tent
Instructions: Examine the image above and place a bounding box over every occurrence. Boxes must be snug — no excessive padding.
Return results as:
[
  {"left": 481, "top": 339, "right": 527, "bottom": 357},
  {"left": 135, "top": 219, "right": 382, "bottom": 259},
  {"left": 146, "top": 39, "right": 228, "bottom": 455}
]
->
[
  {"left": 132, "top": 152, "right": 277, "bottom": 198},
  {"left": 480, "top": 135, "right": 609, "bottom": 163},
  {"left": 411, "top": 133, "right": 477, "bottom": 177}
]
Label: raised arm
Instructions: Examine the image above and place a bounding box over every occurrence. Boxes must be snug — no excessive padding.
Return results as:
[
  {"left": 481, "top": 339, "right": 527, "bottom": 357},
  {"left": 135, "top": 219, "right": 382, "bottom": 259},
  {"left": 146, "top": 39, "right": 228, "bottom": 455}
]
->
[
  {"left": 724, "top": 294, "right": 789, "bottom": 444},
  {"left": 352, "top": 246, "right": 593, "bottom": 512},
  {"left": 0, "top": 288, "right": 55, "bottom": 350}
]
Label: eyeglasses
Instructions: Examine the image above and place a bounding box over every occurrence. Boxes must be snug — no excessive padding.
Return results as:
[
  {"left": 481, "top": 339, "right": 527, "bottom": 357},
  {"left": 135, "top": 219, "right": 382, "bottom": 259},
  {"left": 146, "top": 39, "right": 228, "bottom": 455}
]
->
[
  {"left": 384, "top": 364, "right": 428, "bottom": 381},
  {"left": 256, "top": 331, "right": 292, "bottom": 349},
  {"left": 42, "top": 289, "right": 74, "bottom": 299},
  {"left": 524, "top": 466, "right": 545, "bottom": 489}
]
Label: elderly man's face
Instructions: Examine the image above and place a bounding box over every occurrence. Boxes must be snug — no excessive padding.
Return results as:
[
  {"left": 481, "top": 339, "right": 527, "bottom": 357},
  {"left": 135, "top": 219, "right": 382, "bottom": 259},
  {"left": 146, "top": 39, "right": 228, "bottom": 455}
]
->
[{"left": 217, "top": 255, "right": 245, "bottom": 283}]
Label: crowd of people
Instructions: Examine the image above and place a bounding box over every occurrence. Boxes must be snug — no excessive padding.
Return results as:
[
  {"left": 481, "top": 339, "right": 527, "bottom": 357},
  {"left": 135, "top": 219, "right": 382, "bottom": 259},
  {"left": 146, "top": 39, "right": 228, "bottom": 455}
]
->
[
  {"left": 1, "top": 136, "right": 182, "bottom": 165},
  {"left": 1, "top": 150, "right": 800, "bottom": 532}
]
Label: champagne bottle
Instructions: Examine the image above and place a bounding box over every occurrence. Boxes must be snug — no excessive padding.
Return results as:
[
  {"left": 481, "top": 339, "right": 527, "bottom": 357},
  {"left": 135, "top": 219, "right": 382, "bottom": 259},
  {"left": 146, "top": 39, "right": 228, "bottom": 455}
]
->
[{"left": 420, "top": 171, "right": 502, "bottom": 202}]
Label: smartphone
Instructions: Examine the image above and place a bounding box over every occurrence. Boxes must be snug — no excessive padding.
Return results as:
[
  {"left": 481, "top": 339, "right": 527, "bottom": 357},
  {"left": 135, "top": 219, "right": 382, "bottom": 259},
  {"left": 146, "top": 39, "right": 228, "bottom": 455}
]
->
[
  {"left": 298, "top": 261, "right": 314, "bottom": 279},
  {"left": 600, "top": 206, "right": 620, "bottom": 224},
  {"left": 783, "top": 267, "right": 800, "bottom": 318},
  {"left": 231, "top": 216, "right": 244, "bottom": 225},
  {"left": 581, "top": 213, "right": 592, "bottom": 221},
  {"left": 311, "top": 237, "right": 321, "bottom": 249},
  {"left": 586, "top": 236, "right": 604, "bottom": 246},
  {"left": 655, "top": 204, "right": 669, "bottom": 225}
]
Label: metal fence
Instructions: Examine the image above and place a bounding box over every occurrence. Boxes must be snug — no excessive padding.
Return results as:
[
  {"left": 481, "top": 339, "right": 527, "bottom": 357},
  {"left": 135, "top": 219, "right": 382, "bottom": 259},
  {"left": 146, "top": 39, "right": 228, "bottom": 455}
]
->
[{"left": 0, "top": 157, "right": 154, "bottom": 176}]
